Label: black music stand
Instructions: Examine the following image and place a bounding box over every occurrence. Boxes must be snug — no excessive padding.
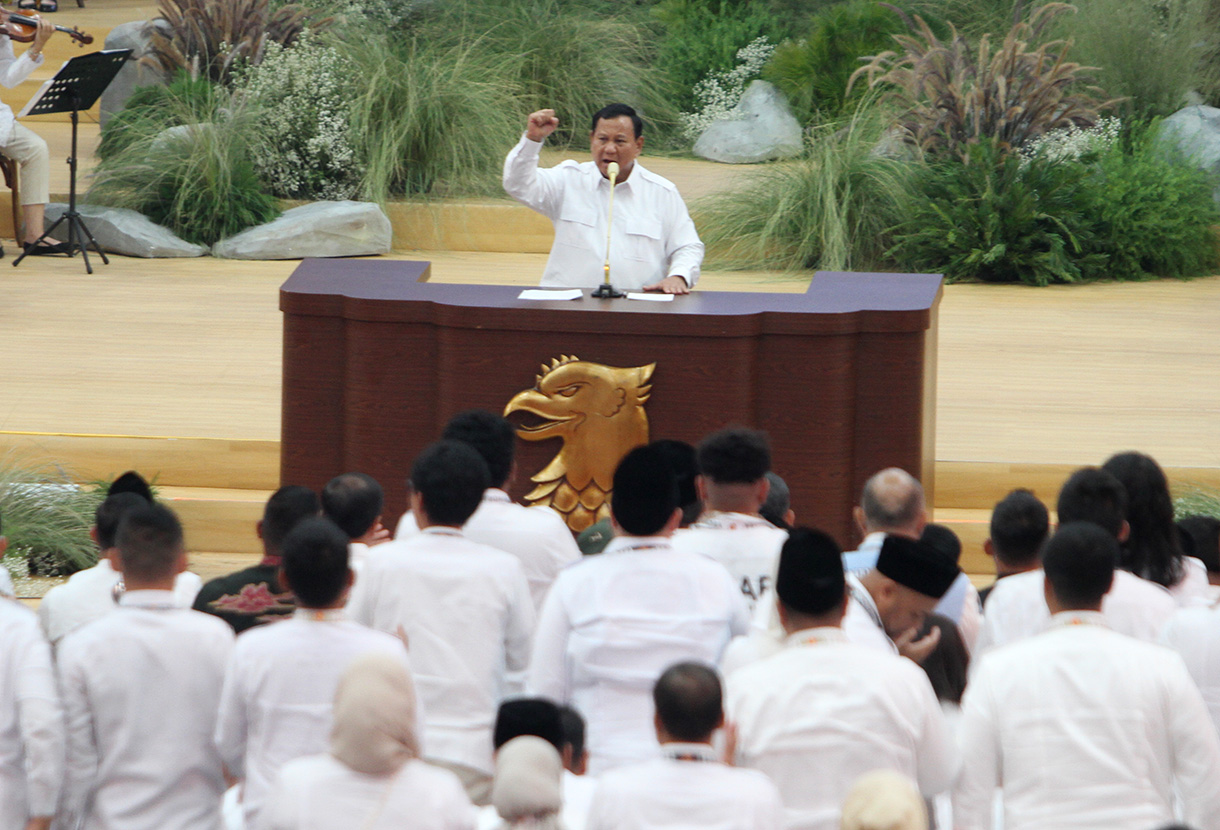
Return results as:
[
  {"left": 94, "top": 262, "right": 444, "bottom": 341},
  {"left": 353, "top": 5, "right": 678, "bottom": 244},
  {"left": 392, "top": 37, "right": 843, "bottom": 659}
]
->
[{"left": 12, "top": 49, "right": 130, "bottom": 274}]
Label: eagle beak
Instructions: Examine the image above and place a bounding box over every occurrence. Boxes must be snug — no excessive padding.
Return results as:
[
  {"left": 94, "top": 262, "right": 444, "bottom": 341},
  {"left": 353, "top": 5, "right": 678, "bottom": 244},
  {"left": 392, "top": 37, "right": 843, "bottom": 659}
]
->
[{"left": 505, "top": 389, "right": 578, "bottom": 438}]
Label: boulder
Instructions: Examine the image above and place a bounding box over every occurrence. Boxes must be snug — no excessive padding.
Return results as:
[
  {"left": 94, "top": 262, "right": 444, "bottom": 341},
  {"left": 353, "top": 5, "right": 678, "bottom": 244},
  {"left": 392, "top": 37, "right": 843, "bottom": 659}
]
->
[
  {"left": 213, "top": 201, "right": 392, "bottom": 260},
  {"left": 693, "top": 81, "right": 804, "bottom": 164},
  {"left": 1158, "top": 105, "right": 1220, "bottom": 201},
  {"left": 100, "top": 21, "right": 172, "bottom": 128},
  {"left": 44, "top": 203, "right": 207, "bottom": 257}
]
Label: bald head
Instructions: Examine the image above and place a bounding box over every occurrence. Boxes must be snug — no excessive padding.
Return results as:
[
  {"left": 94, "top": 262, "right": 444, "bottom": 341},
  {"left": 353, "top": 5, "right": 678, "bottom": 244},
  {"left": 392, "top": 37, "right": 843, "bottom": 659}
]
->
[{"left": 857, "top": 468, "right": 927, "bottom": 537}]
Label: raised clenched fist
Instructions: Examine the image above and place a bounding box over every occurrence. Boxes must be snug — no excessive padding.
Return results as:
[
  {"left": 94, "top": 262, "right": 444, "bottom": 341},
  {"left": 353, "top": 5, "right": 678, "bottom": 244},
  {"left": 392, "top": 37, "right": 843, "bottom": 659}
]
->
[{"left": 526, "top": 109, "right": 559, "bottom": 142}]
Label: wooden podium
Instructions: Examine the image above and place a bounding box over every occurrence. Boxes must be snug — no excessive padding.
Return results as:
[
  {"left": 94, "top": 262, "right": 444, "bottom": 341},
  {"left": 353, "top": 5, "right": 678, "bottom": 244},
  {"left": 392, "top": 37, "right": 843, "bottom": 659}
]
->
[{"left": 280, "top": 259, "right": 942, "bottom": 547}]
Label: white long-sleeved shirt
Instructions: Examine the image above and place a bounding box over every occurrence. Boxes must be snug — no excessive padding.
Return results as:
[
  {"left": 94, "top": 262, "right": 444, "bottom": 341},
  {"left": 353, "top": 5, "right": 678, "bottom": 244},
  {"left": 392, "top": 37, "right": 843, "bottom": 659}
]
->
[
  {"left": 347, "top": 527, "right": 535, "bottom": 776},
  {"left": 585, "top": 743, "right": 785, "bottom": 830},
  {"left": 396, "top": 489, "right": 580, "bottom": 612},
  {"left": 262, "top": 754, "right": 475, "bottom": 830},
  {"left": 502, "top": 134, "right": 704, "bottom": 290},
  {"left": 975, "top": 567, "right": 1177, "bottom": 654},
  {"left": 670, "top": 512, "right": 787, "bottom": 613},
  {"left": 0, "top": 35, "right": 42, "bottom": 146},
  {"left": 1161, "top": 600, "right": 1220, "bottom": 739},
  {"left": 214, "top": 608, "right": 413, "bottom": 829},
  {"left": 528, "top": 536, "right": 750, "bottom": 774},
  {"left": 726, "top": 626, "right": 956, "bottom": 830},
  {"left": 955, "top": 611, "right": 1220, "bottom": 830},
  {"left": 38, "top": 557, "right": 203, "bottom": 645},
  {"left": 57, "top": 590, "right": 234, "bottom": 830},
  {"left": 0, "top": 598, "right": 63, "bottom": 827}
]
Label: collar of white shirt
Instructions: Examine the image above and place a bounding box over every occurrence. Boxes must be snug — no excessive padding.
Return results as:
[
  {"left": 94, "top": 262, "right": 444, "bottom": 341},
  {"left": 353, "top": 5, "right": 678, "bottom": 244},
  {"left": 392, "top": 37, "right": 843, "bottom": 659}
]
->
[
  {"left": 484, "top": 489, "right": 513, "bottom": 504},
  {"left": 691, "top": 511, "right": 773, "bottom": 530},
  {"left": 603, "top": 535, "right": 673, "bottom": 555},
  {"left": 421, "top": 526, "right": 464, "bottom": 538},
  {"left": 119, "top": 589, "right": 178, "bottom": 609},
  {"left": 293, "top": 607, "right": 347, "bottom": 622},
  {"left": 784, "top": 625, "right": 848, "bottom": 647},
  {"left": 1046, "top": 610, "right": 1109, "bottom": 631},
  {"left": 660, "top": 742, "right": 719, "bottom": 763},
  {"left": 584, "top": 162, "right": 639, "bottom": 192}
]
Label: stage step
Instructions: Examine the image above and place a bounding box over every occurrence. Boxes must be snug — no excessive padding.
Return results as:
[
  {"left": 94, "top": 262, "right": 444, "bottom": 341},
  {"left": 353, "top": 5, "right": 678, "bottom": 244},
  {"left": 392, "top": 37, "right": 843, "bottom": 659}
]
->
[{"left": 159, "top": 486, "right": 271, "bottom": 555}]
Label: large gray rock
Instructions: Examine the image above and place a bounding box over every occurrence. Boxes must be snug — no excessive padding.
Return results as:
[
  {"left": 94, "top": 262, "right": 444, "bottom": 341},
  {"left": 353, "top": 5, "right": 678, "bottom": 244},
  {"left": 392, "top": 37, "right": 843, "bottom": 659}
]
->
[
  {"left": 693, "top": 81, "right": 804, "bottom": 164},
  {"left": 45, "top": 203, "right": 207, "bottom": 257},
  {"left": 100, "top": 21, "right": 171, "bottom": 128},
  {"left": 213, "top": 201, "right": 392, "bottom": 260},
  {"left": 1159, "top": 105, "right": 1220, "bottom": 201}
]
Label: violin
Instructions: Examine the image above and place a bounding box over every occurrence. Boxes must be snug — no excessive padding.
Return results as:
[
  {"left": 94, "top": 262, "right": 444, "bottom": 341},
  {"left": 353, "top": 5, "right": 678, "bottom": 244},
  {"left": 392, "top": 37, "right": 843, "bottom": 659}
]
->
[{"left": 0, "top": 9, "right": 92, "bottom": 46}]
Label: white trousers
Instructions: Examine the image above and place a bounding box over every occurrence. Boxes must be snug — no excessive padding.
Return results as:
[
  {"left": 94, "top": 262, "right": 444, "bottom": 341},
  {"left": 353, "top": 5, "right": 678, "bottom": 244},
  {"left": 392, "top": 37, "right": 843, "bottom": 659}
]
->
[{"left": 2, "top": 121, "right": 49, "bottom": 206}]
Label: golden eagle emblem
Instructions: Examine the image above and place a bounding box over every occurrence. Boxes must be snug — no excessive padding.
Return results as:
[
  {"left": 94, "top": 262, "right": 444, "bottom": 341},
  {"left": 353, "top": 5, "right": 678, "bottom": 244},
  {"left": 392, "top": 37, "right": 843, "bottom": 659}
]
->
[{"left": 504, "top": 356, "right": 655, "bottom": 532}]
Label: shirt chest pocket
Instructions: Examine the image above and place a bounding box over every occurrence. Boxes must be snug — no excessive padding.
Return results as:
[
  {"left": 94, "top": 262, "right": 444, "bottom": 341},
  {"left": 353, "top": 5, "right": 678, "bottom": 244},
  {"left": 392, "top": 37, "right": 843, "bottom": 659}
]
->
[
  {"left": 622, "top": 215, "right": 662, "bottom": 261},
  {"left": 555, "top": 202, "right": 600, "bottom": 252}
]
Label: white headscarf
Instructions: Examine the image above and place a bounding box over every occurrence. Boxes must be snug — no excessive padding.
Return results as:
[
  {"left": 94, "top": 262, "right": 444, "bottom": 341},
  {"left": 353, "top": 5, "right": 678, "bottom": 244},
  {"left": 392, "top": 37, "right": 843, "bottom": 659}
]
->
[
  {"left": 491, "top": 736, "right": 565, "bottom": 830},
  {"left": 840, "top": 769, "right": 928, "bottom": 830},
  {"left": 329, "top": 653, "right": 420, "bottom": 775}
]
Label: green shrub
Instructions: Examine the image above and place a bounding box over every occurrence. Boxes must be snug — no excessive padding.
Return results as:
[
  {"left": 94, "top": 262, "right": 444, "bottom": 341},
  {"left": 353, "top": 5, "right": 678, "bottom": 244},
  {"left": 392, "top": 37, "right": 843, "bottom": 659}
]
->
[
  {"left": 651, "top": 0, "right": 786, "bottom": 112},
  {"left": 1053, "top": 0, "right": 1220, "bottom": 120},
  {"left": 98, "top": 73, "right": 218, "bottom": 161},
  {"left": 698, "top": 104, "right": 916, "bottom": 270},
  {"left": 1175, "top": 487, "right": 1220, "bottom": 519},
  {"left": 0, "top": 458, "right": 102, "bottom": 577},
  {"left": 888, "top": 139, "right": 1103, "bottom": 285},
  {"left": 88, "top": 86, "right": 280, "bottom": 245},
  {"left": 341, "top": 35, "right": 521, "bottom": 199},
  {"left": 906, "top": 0, "right": 1018, "bottom": 38},
  {"left": 763, "top": 1, "right": 907, "bottom": 123}
]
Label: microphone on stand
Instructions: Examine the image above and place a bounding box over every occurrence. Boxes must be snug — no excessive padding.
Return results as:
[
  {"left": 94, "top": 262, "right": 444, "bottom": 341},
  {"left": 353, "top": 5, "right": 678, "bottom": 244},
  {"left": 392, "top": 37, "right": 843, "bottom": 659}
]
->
[{"left": 591, "top": 161, "right": 626, "bottom": 299}]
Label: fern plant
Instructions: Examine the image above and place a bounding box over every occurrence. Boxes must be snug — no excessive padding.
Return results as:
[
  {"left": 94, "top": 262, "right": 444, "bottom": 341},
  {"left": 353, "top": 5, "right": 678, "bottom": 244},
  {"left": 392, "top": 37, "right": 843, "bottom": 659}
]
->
[{"left": 849, "top": 2, "right": 1121, "bottom": 159}]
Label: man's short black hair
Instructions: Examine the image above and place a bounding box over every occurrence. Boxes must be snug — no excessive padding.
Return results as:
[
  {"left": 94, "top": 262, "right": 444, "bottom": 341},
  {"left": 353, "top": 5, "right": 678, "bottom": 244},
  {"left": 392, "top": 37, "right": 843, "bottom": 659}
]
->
[
  {"left": 650, "top": 439, "right": 700, "bottom": 522},
  {"left": 411, "top": 441, "right": 490, "bottom": 527},
  {"left": 611, "top": 445, "right": 679, "bottom": 536},
  {"left": 760, "top": 472, "right": 791, "bottom": 529},
  {"left": 281, "top": 517, "right": 350, "bottom": 608},
  {"left": 653, "top": 662, "right": 723, "bottom": 743},
  {"left": 591, "top": 103, "right": 644, "bottom": 138},
  {"left": 697, "top": 427, "right": 771, "bottom": 485},
  {"left": 1042, "top": 521, "right": 1118, "bottom": 608},
  {"left": 1057, "top": 468, "right": 1128, "bottom": 539},
  {"left": 443, "top": 409, "right": 515, "bottom": 489},
  {"left": 262, "top": 485, "right": 320, "bottom": 552},
  {"left": 321, "top": 473, "right": 383, "bottom": 540},
  {"left": 493, "top": 698, "right": 565, "bottom": 753},
  {"left": 108, "top": 470, "right": 154, "bottom": 503},
  {"left": 920, "top": 523, "right": 962, "bottom": 565},
  {"left": 116, "top": 503, "right": 184, "bottom": 582},
  {"left": 989, "top": 489, "right": 1050, "bottom": 567},
  {"left": 96, "top": 492, "right": 151, "bottom": 550},
  {"left": 1178, "top": 516, "right": 1220, "bottom": 573},
  {"left": 558, "top": 705, "right": 586, "bottom": 760}
]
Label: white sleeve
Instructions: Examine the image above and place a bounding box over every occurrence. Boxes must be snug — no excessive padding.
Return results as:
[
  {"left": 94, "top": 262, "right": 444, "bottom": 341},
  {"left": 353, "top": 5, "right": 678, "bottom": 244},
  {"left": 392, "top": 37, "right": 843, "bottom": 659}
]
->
[
  {"left": 503, "top": 564, "right": 537, "bottom": 695},
  {"left": 502, "top": 134, "right": 563, "bottom": 218},
  {"left": 214, "top": 648, "right": 249, "bottom": 778},
  {"left": 1163, "top": 655, "right": 1220, "bottom": 826},
  {"left": 15, "top": 626, "right": 64, "bottom": 818},
  {"left": 527, "top": 577, "right": 572, "bottom": 703},
  {"left": 662, "top": 190, "right": 703, "bottom": 287},
  {"left": 910, "top": 671, "right": 958, "bottom": 797},
  {"left": 953, "top": 665, "right": 1001, "bottom": 830},
  {"left": 0, "top": 41, "right": 40, "bottom": 90},
  {"left": 58, "top": 640, "right": 99, "bottom": 830}
]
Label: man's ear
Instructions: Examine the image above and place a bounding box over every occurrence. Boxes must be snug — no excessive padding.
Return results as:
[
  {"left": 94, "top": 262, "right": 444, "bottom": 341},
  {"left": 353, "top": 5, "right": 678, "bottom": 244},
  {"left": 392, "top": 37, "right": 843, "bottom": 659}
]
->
[
  {"left": 853, "top": 506, "right": 868, "bottom": 537},
  {"left": 256, "top": 519, "right": 265, "bottom": 542},
  {"left": 1118, "top": 520, "right": 1131, "bottom": 543},
  {"left": 89, "top": 525, "right": 99, "bottom": 546},
  {"left": 694, "top": 475, "right": 708, "bottom": 503},
  {"left": 983, "top": 538, "right": 996, "bottom": 559}
]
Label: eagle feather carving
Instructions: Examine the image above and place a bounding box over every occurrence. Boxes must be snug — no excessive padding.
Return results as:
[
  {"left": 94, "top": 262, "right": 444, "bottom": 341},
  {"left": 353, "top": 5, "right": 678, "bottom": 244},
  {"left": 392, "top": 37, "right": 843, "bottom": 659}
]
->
[{"left": 504, "top": 356, "right": 654, "bottom": 532}]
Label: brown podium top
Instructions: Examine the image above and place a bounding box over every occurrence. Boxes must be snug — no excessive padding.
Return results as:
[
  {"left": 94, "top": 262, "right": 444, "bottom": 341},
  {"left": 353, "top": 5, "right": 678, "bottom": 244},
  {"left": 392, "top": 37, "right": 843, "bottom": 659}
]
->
[{"left": 280, "top": 258, "right": 943, "bottom": 336}]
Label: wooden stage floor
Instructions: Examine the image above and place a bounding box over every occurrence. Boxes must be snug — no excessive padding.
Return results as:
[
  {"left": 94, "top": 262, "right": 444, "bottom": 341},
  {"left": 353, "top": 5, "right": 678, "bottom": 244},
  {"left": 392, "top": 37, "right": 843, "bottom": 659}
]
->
[{"left": 2, "top": 254, "right": 1217, "bottom": 476}]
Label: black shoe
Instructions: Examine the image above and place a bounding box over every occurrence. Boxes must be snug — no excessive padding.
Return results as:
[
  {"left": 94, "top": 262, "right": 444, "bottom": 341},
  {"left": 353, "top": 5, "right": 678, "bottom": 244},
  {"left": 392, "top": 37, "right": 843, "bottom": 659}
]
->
[{"left": 23, "top": 240, "right": 71, "bottom": 256}]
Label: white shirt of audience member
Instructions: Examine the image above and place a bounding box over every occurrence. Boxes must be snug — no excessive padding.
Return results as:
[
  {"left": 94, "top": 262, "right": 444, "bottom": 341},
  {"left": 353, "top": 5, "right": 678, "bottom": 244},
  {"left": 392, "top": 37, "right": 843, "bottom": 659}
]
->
[
  {"left": 670, "top": 512, "right": 787, "bottom": 612},
  {"left": 1161, "top": 597, "right": 1220, "bottom": 739}
]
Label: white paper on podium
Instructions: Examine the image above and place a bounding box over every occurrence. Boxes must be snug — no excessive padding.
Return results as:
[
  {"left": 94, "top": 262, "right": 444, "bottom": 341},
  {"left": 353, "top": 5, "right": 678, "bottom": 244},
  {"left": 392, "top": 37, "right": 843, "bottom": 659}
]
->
[
  {"left": 626, "top": 293, "right": 674, "bottom": 302},
  {"left": 518, "top": 289, "right": 583, "bottom": 301}
]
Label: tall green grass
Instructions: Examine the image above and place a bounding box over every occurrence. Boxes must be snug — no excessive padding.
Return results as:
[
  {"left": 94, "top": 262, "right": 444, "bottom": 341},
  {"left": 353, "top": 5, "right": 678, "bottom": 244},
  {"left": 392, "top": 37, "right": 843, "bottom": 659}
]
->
[
  {"left": 697, "top": 105, "right": 915, "bottom": 271},
  {"left": 0, "top": 457, "right": 101, "bottom": 575}
]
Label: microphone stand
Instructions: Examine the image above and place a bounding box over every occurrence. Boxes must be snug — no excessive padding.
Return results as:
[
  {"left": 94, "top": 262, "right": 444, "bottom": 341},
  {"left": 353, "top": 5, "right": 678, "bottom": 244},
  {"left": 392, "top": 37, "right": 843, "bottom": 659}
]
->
[{"left": 591, "top": 161, "right": 626, "bottom": 299}]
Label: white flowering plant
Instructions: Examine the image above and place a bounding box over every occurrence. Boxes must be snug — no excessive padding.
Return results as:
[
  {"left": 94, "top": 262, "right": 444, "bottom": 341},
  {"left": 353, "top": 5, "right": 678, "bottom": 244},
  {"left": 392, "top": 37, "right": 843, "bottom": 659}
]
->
[
  {"left": 232, "top": 34, "right": 365, "bottom": 200},
  {"left": 679, "top": 36, "right": 774, "bottom": 142},
  {"left": 1018, "top": 117, "right": 1123, "bottom": 165}
]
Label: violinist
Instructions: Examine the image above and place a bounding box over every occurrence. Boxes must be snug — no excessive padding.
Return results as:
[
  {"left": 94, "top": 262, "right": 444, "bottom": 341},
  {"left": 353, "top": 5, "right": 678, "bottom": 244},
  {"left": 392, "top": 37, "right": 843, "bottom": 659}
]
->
[{"left": 0, "top": 9, "right": 66, "bottom": 256}]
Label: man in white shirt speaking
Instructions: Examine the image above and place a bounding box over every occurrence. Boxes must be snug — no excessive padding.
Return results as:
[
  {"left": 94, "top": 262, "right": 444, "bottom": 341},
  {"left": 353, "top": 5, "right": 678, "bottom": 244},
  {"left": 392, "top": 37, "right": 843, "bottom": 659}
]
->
[
  {"left": 955, "top": 521, "right": 1220, "bottom": 830},
  {"left": 503, "top": 103, "right": 703, "bottom": 294}
]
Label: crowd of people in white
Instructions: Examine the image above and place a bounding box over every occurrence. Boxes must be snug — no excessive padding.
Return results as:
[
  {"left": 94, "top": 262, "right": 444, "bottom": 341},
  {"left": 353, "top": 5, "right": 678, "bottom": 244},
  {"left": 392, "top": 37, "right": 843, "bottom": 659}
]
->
[{"left": 3, "top": 411, "right": 1220, "bottom": 830}]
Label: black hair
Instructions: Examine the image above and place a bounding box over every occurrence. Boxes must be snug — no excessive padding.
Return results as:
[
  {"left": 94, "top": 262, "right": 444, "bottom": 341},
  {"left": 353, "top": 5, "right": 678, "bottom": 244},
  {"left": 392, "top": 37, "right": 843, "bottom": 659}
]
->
[
  {"left": 443, "top": 409, "right": 515, "bottom": 489},
  {"left": 116, "top": 503, "right": 184, "bottom": 582},
  {"left": 760, "top": 472, "right": 791, "bottom": 529},
  {"left": 410, "top": 441, "right": 490, "bottom": 526},
  {"left": 611, "top": 445, "right": 679, "bottom": 536},
  {"left": 1056, "top": 468, "right": 1128, "bottom": 540},
  {"left": 262, "top": 485, "right": 321, "bottom": 552},
  {"left": 493, "top": 699, "right": 565, "bottom": 753},
  {"left": 916, "top": 614, "right": 969, "bottom": 705},
  {"left": 321, "top": 473, "right": 384, "bottom": 540},
  {"left": 281, "top": 517, "right": 350, "bottom": 608},
  {"left": 989, "top": 489, "right": 1050, "bottom": 567},
  {"left": 650, "top": 439, "right": 700, "bottom": 522},
  {"left": 697, "top": 427, "right": 771, "bottom": 484},
  {"left": 1042, "top": 522, "right": 1118, "bottom": 609},
  {"left": 95, "top": 492, "right": 151, "bottom": 550},
  {"left": 920, "top": 523, "right": 962, "bottom": 565},
  {"left": 590, "top": 103, "right": 644, "bottom": 138},
  {"left": 1102, "top": 452, "right": 1185, "bottom": 589},
  {"left": 1177, "top": 516, "right": 1220, "bottom": 574},
  {"left": 108, "top": 470, "right": 154, "bottom": 504},
  {"left": 653, "top": 662, "right": 723, "bottom": 743},
  {"left": 558, "top": 705, "right": 586, "bottom": 760}
]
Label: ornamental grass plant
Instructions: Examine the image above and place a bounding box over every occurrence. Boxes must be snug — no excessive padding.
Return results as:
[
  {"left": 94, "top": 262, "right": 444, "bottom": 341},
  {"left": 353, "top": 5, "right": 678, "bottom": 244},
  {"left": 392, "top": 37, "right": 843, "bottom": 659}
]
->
[{"left": 0, "top": 457, "right": 101, "bottom": 577}]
